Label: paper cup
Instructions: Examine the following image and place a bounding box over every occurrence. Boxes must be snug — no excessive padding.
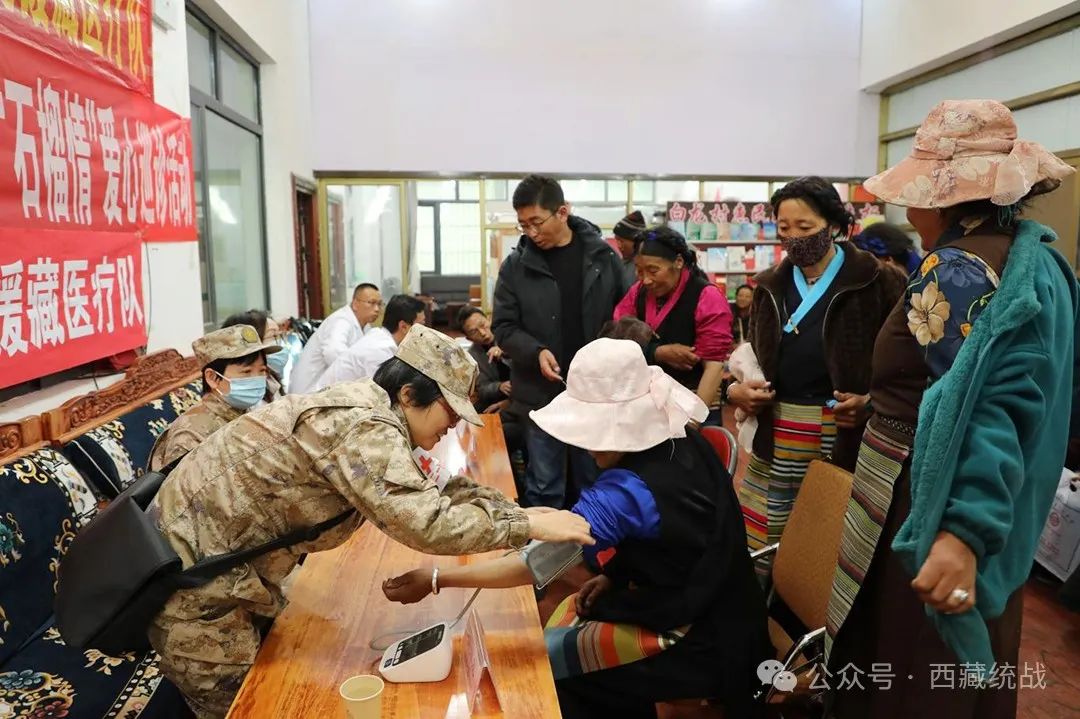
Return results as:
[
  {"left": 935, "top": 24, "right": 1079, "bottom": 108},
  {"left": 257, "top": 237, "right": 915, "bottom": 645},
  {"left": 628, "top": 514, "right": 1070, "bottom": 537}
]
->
[{"left": 339, "top": 674, "right": 384, "bottom": 719}]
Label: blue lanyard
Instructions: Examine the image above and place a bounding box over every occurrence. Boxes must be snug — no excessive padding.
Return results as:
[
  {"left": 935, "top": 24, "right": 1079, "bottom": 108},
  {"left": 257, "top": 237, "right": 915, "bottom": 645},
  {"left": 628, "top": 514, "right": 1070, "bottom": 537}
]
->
[{"left": 784, "top": 245, "right": 844, "bottom": 334}]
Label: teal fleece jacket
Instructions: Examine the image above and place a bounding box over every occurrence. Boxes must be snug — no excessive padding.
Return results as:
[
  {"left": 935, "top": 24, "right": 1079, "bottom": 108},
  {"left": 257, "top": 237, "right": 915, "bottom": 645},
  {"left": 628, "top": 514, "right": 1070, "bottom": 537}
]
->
[{"left": 893, "top": 221, "right": 1080, "bottom": 672}]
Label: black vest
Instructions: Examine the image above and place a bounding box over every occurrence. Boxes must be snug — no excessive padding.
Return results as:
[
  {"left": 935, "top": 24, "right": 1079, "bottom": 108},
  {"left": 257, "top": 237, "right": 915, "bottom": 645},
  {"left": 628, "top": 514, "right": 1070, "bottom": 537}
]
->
[
  {"left": 590, "top": 432, "right": 766, "bottom": 635},
  {"left": 635, "top": 274, "right": 709, "bottom": 390}
]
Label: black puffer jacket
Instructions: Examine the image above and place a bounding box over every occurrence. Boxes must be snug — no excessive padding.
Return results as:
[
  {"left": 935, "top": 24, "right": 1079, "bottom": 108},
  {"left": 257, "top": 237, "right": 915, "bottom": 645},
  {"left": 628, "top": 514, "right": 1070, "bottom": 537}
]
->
[{"left": 492, "top": 216, "right": 628, "bottom": 410}]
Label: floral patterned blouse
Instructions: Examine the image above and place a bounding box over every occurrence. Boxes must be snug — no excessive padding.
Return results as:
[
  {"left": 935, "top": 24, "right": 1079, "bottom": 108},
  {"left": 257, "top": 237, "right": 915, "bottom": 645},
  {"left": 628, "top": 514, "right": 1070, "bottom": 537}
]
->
[{"left": 905, "top": 245, "right": 1001, "bottom": 381}]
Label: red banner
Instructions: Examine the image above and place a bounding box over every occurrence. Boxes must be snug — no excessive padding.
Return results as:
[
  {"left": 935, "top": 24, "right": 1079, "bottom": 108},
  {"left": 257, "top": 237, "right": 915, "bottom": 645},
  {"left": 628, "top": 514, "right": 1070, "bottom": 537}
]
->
[
  {"left": 0, "top": 11, "right": 196, "bottom": 242},
  {"left": 0, "top": 228, "right": 147, "bottom": 388},
  {"left": 0, "top": 0, "right": 153, "bottom": 98}
]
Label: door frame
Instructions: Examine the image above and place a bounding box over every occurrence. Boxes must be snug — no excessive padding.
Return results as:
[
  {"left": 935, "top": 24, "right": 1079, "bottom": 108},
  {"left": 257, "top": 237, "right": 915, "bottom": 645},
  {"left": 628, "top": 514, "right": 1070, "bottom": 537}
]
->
[
  {"left": 291, "top": 174, "right": 323, "bottom": 318},
  {"left": 316, "top": 178, "right": 410, "bottom": 314}
]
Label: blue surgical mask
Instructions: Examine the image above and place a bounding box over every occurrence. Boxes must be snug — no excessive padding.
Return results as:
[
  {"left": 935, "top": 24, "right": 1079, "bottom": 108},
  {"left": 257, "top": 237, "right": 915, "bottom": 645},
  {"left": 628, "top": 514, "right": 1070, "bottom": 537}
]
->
[
  {"left": 217, "top": 374, "right": 267, "bottom": 410},
  {"left": 265, "top": 349, "right": 289, "bottom": 375}
]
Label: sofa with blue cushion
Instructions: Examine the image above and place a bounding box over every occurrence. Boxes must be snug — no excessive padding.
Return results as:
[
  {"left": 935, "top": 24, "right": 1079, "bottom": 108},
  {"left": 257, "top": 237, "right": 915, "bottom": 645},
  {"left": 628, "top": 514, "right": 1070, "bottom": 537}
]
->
[
  {"left": 47, "top": 350, "right": 202, "bottom": 500},
  {"left": 0, "top": 416, "right": 187, "bottom": 719}
]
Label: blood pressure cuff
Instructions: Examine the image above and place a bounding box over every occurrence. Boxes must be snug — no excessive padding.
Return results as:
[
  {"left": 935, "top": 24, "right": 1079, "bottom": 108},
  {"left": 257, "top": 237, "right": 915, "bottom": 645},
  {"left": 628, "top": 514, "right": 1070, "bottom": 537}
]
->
[{"left": 520, "top": 540, "right": 583, "bottom": 589}]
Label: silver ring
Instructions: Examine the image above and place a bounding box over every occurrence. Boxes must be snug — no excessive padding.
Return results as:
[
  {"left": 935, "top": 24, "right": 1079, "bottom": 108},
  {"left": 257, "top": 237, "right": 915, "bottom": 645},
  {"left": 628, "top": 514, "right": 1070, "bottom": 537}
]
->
[{"left": 950, "top": 588, "right": 970, "bottom": 604}]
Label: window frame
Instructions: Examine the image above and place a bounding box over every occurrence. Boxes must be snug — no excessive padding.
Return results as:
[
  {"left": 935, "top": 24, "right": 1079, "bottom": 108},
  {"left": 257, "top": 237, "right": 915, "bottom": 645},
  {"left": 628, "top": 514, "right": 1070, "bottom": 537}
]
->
[{"left": 186, "top": 4, "right": 269, "bottom": 330}]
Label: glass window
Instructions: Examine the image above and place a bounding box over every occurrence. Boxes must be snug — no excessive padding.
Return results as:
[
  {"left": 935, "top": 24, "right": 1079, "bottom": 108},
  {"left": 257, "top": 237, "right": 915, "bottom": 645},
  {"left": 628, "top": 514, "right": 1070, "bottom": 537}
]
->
[
  {"left": 654, "top": 180, "right": 700, "bottom": 202},
  {"left": 325, "top": 184, "right": 405, "bottom": 307},
  {"left": 484, "top": 179, "right": 508, "bottom": 201},
  {"left": 702, "top": 181, "right": 769, "bottom": 201},
  {"left": 606, "top": 180, "right": 628, "bottom": 202},
  {"left": 574, "top": 205, "right": 632, "bottom": 228},
  {"left": 439, "top": 203, "right": 481, "bottom": 275},
  {"left": 186, "top": 14, "right": 214, "bottom": 96},
  {"left": 218, "top": 42, "right": 258, "bottom": 120},
  {"left": 205, "top": 112, "right": 266, "bottom": 322},
  {"left": 632, "top": 180, "right": 655, "bottom": 202},
  {"left": 417, "top": 204, "right": 436, "bottom": 273},
  {"left": 190, "top": 107, "right": 212, "bottom": 329},
  {"left": 458, "top": 180, "right": 480, "bottom": 200},
  {"left": 416, "top": 180, "right": 457, "bottom": 200},
  {"left": 563, "top": 179, "right": 607, "bottom": 203}
]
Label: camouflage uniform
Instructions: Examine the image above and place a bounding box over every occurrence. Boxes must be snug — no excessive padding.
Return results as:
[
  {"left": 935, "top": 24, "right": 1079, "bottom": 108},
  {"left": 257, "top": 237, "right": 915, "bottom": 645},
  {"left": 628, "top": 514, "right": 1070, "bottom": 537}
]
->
[
  {"left": 148, "top": 325, "right": 282, "bottom": 472},
  {"left": 147, "top": 326, "right": 528, "bottom": 718}
]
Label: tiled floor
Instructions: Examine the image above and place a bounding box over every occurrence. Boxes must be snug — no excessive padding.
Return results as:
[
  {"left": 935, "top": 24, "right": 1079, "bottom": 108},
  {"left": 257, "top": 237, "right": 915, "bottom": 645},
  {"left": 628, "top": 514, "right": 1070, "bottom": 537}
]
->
[{"left": 535, "top": 409, "right": 1080, "bottom": 718}]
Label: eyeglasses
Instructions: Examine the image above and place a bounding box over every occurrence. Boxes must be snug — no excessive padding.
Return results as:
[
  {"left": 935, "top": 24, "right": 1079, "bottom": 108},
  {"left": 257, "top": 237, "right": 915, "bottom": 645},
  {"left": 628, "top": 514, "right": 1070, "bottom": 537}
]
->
[
  {"left": 357, "top": 299, "right": 384, "bottom": 308},
  {"left": 516, "top": 213, "right": 558, "bottom": 235}
]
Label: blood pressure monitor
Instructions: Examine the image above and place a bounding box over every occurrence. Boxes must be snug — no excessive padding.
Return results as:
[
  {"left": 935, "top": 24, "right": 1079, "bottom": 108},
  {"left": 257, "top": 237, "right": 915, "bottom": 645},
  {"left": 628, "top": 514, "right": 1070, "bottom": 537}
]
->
[
  {"left": 376, "top": 541, "right": 582, "bottom": 684},
  {"left": 378, "top": 622, "right": 454, "bottom": 683}
]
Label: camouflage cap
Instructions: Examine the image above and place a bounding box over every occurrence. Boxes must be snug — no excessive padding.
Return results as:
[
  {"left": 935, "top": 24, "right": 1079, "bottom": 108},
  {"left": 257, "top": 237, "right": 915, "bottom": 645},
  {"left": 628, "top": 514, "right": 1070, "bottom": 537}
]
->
[
  {"left": 395, "top": 324, "right": 482, "bottom": 427},
  {"left": 192, "top": 324, "right": 282, "bottom": 368}
]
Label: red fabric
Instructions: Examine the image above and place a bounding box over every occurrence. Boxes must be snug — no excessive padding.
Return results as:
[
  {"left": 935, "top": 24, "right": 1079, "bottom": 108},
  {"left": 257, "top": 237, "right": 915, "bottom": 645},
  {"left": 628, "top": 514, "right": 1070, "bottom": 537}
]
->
[
  {"left": 614, "top": 270, "right": 734, "bottom": 361},
  {"left": 0, "top": 11, "right": 195, "bottom": 241},
  {"left": 0, "top": 229, "right": 147, "bottom": 388}
]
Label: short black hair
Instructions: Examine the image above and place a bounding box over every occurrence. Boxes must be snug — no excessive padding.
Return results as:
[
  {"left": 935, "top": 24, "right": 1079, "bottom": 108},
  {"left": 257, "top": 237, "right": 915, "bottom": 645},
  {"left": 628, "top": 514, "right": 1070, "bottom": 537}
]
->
[
  {"left": 736, "top": 284, "right": 754, "bottom": 294},
  {"left": 353, "top": 283, "right": 379, "bottom": 300},
  {"left": 221, "top": 309, "right": 269, "bottom": 339},
  {"left": 372, "top": 356, "right": 443, "bottom": 409},
  {"left": 201, "top": 351, "right": 264, "bottom": 396},
  {"left": 512, "top": 175, "right": 565, "bottom": 212},
  {"left": 770, "top": 177, "right": 853, "bottom": 237},
  {"left": 856, "top": 222, "right": 914, "bottom": 262},
  {"left": 457, "top": 305, "right": 486, "bottom": 328},
  {"left": 383, "top": 294, "right": 426, "bottom": 333}
]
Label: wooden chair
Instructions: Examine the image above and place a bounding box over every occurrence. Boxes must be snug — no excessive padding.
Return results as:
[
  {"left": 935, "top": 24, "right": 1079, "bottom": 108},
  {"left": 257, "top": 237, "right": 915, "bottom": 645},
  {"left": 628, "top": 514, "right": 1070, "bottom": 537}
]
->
[
  {"left": 42, "top": 349, "right": 200, "bottom": 443},
  {"left": 0, "top": 414, "right": 46, "bottom": 465},
  {"left": 701, "top": 425, "right": 739, "bottom": 478},
  {"left": 42, "top": 349, "right": 201, "bottom": 498},
  {"left": 751, "top": 459, "right": 854, "bottom": 703}
]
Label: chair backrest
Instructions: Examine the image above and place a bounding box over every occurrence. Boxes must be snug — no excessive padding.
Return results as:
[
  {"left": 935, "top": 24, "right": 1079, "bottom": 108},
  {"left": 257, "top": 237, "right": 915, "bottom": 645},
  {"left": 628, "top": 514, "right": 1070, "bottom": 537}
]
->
[
  {"left": 772, "top": 460, "right": 854, "bottom": 630},
  {"left": 701, "top": 426, "right": 738, "bottom": 478}
]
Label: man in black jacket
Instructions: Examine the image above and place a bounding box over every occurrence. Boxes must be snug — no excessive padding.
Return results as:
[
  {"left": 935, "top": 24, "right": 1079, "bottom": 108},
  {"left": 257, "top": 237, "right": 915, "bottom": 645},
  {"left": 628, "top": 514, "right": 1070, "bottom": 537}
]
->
[{"left": 492, "top": 175, "right": 629, "bottom": 507}]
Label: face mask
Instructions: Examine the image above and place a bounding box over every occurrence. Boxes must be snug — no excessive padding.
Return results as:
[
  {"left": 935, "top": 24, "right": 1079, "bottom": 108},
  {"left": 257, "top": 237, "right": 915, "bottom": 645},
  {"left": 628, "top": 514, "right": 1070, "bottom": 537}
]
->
[
  {"left": 781, "top": 226, "right": 834, "bottom": 267},
  {"left": 216, "top": 373, "right": 267, "bottom": 410},
  {"left": 265, "top": 349, "right": 289, "bottom": 375}
]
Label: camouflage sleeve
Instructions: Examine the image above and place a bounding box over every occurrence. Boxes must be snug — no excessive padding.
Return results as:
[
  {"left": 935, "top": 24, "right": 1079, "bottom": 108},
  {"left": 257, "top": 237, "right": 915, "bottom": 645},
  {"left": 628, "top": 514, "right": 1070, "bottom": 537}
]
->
[
  {"left": 441, "top": 473, "right": 520, "bottom": 508},
  {"left": 150, "top": 427, "right": 202, "bottom": 472},
  {"left": 320, "top": 420, "right": 531, "bottom": 554}
]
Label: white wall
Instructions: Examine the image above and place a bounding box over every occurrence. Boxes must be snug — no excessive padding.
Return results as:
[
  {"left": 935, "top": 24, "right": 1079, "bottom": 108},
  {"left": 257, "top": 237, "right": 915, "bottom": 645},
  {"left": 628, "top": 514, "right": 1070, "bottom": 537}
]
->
[
  {"left": 308, "top": 0, "right": 879, "bottom": 178},
  {"left": 860, "top": 0, "right": 1080, "bottom": 90},
  {"left": 195, "top": 0, "right": 315, "bottom": 320}
]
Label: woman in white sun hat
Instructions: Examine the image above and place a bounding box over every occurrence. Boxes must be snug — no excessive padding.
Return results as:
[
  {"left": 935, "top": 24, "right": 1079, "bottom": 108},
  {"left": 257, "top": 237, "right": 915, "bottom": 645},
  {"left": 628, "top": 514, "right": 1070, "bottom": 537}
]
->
[
  {"left": 825, "top": 99, "right": 1077, "bottom": 719},
  {"left": 384, "top": 337, "right": 771, "bottom": 719}
]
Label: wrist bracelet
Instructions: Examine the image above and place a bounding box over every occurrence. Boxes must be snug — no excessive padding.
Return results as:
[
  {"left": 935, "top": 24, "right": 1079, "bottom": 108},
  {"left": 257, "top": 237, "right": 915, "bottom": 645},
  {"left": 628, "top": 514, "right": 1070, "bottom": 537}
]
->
[{"left": 431, "top": 567, "right": 440, "bottom": 595}]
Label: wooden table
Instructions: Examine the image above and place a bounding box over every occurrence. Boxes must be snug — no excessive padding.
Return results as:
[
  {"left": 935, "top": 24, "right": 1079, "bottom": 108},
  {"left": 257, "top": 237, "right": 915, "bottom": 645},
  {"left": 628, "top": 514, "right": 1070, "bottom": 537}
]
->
[{"left": 226, "top": 416, "right": 561, "bottom": 719}]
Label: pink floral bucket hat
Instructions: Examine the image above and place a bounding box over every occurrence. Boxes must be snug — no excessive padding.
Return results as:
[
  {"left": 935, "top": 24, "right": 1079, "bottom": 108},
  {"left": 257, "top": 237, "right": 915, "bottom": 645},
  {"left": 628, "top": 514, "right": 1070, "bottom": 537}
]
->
[
  {"left": 529, "top": 338, "right": 708, "bottom": 453},
  {"left": 865, "top": 99, "right": 1074, "bottom": 208}
]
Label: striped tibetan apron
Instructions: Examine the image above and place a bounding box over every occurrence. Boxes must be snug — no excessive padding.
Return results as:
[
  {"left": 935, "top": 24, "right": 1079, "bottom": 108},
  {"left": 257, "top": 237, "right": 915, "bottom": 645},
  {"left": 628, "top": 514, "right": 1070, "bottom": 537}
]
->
[
  {"left": 740, "top": 401, "right": 837, "bottom": 572},
  {"left": 824, "top": 415, "right": 912, "bottom": 655},
  {"left": 543, "top": 594, "right": 689, "bottom": 680}
]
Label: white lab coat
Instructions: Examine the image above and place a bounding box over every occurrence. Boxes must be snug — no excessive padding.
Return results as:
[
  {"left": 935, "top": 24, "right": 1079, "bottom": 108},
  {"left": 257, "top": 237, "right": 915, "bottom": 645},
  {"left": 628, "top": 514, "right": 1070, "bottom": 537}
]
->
[
  {"left": 290, "top": 305, "right": 364, "bottom": 393},
  {"left": 314, "top": 326, "right": 397, "bottom": 391}
]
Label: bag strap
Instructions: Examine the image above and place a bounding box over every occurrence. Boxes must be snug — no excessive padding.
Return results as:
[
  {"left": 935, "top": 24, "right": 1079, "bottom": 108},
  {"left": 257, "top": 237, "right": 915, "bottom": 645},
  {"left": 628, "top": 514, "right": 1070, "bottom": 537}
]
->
[{"left": 175, "top": 508, "right": 356, "bottom": 587}]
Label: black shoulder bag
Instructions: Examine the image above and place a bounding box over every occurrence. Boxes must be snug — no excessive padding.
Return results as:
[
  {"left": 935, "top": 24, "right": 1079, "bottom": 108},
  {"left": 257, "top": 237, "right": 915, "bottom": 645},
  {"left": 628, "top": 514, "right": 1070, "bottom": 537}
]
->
[{"left": 54, "top": 455, "right": 354, "bottom": 655}]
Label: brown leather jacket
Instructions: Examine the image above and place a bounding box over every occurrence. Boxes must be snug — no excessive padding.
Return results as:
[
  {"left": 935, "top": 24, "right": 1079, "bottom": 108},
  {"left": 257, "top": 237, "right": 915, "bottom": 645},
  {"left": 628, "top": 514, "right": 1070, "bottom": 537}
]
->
[{"left": 748, "top": 244, "right": 906, "bottom": 470}]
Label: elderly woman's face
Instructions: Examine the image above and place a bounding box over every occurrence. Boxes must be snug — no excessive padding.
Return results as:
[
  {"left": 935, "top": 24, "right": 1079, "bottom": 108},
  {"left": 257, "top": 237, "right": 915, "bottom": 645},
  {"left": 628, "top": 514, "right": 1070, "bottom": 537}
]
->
[
  {"left": 906, "top": 207, "right": 949, "bottom": 250},
  {"left": 588, "top": 450, "right": 625, "bottom": 469},
  {"left": 635, "top": 254, "right": 683, "bottom": 299}
]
